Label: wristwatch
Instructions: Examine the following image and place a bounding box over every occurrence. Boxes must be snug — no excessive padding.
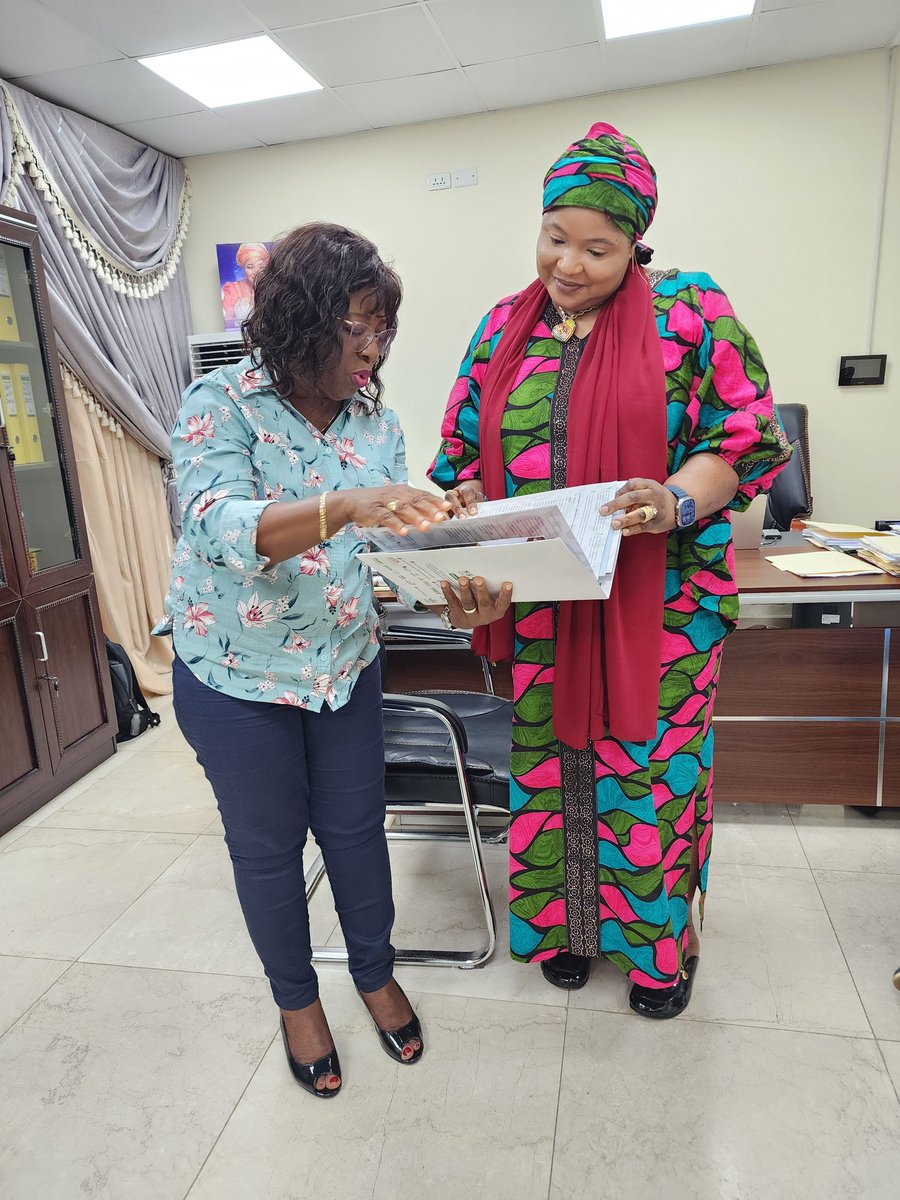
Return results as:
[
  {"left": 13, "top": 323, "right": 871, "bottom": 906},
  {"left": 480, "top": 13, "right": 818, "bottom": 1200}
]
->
[{"left": 665, "top": 484, "right": 697, "bottom": 529}]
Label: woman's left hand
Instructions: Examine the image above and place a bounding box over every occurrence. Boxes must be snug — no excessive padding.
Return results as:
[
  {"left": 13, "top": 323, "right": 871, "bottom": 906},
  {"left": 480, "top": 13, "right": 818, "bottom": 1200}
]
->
[
  {"left": 440, "top": 575, "right": 513, "bottom": 628},
  {"left": 600, "top": 478, "right": 677, "bottom": 537}
]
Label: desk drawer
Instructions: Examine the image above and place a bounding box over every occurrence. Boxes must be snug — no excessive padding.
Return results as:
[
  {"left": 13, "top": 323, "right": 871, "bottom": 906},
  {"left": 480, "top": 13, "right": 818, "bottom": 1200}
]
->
[
  {"left": 717, "top": 628, "right": 884, "bottom": 718},
  {"left": 713, "top": 721, "right": 880, "bottom": 806}
]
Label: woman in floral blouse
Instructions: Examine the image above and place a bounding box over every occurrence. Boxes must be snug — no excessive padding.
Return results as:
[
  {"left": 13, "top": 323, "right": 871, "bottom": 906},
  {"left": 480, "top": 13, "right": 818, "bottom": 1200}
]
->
[{"left": 161, "top": 223, "right": 463, "bottom": 1099}]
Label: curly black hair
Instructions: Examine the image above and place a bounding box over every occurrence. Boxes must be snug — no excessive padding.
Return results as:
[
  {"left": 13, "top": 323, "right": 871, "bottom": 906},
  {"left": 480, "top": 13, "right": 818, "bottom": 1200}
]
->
[{"left": 242, "top": 222, "right": 401, "bottom": 413}]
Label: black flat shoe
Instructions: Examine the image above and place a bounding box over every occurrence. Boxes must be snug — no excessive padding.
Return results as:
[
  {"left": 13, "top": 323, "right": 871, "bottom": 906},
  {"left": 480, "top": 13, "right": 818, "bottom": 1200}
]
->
[
  {"left": 279, "top": 1017, "right": 342, "bottom": 1098},
  {"left": 358, "top": 984, "right": 424, "bottom": 1065},
  {"left": 540, "top": 951, "right": 591, "bottom": 990},
  {"left": 629, "top": 955, "right": 699, "bottom": 1020}
]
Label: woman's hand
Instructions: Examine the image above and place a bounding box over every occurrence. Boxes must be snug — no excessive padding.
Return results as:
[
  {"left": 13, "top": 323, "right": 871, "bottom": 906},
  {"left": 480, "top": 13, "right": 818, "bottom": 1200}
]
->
[
  {"left": 600, "top": 478, "right": 677, "bottom": 537},
  {"left": 340, "top": 484, "right": 452, "bottom": 534},
  {"left": 443, "top": 479, "right": 485, "bottom": 519},
  {"left": 440, "top": 575, "right": 512, "bottom": 628}
]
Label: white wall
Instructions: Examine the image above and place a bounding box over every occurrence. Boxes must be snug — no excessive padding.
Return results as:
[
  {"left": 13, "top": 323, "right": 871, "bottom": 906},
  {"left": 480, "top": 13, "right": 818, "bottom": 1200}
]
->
[{"left": 183, "top": 50, "right": 900, "bottom": 524}]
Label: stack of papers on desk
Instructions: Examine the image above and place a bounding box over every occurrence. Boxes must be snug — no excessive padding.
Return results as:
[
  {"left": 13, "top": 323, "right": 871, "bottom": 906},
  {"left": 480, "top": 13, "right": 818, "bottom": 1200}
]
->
[
  {"left": 766, "top": 550, "right": 885, "bottom": 578},
  {"left": 359, "top": 482, "right": 624, "bottom": 605},
  {"left": 802, "top": 521, "right": 886, "bottom": 551},
  {"left": 857, "top": 535, "right": 900, "bottom": 576}
]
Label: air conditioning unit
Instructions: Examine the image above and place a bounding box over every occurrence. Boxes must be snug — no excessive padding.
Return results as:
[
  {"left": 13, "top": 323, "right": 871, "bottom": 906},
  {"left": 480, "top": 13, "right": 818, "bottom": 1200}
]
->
[{"left": 187, "top": 332, "right": 245, "bottom": 381}]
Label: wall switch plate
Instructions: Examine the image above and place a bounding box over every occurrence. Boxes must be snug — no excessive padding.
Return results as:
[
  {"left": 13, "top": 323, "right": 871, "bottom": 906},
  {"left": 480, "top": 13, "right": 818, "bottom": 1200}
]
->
[
  {"left": 452, "top": 167, "right": 478, "bottom": 188},
  {"left": 427, "top": 172, "right": 451, "bottom": 191}
]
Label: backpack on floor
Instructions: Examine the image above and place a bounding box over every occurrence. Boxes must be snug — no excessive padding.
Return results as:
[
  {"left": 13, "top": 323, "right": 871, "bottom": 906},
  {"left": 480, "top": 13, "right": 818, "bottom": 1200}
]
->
[{"left": 105, "top": 637, "right": 161, "bottom": 742}]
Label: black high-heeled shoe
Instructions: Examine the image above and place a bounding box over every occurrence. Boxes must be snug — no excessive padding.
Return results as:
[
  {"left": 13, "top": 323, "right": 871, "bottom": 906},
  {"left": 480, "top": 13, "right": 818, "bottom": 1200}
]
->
[
  {"left": 540, "top": 951, "right": 591, "bottom": 990},
  {"left": 279, "top": 1016, "right": 342, "bottom": 1098},
  {"left": 357, "top": 984, "right": 424, "bottom": 1065},
  {"left": 629, "top": 955, "right": 699, "bottom": 1020}
]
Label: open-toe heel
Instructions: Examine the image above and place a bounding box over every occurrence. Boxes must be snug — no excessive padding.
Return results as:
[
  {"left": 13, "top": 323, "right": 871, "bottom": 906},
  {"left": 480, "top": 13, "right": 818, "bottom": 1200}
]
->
[
  {"left": 280, "top": 1017, "right": 342, "bottom": 1098},
  {"left": 357, "top": 985, "right": 425, "bottom": 1065}
]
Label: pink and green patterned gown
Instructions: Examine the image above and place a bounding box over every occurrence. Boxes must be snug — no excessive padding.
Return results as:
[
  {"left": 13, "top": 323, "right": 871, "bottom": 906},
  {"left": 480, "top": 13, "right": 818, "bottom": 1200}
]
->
[{"left": 429, "top": 270, "right": 791, "bottom": 986}]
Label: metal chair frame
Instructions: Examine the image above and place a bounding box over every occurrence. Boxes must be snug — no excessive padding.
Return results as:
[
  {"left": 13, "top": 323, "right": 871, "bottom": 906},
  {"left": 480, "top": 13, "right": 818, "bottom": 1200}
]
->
[
  {"left": 308, "top": 692, "right": 509, "bottom": 970},
  {"left": 380, "top": 621, "right": 495, "bottom": 694}
]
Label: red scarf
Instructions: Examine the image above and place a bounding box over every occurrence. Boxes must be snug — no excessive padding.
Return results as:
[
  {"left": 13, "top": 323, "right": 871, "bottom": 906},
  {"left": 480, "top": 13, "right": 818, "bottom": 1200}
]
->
[{"left": 471, "top": 268, "right": 668, "bottom": 748}]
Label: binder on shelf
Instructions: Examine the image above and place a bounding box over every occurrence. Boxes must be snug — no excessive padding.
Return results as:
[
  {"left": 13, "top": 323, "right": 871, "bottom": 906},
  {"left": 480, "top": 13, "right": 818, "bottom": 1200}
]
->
[
  {"left": 12, "top": 363, "right": 44, "bottom": 464},
  {"left": 0, "top": 248, "right": 20, "bottom": 342},
  {"left": 0, "top": 363, "right": 28, "bottom": 462}
]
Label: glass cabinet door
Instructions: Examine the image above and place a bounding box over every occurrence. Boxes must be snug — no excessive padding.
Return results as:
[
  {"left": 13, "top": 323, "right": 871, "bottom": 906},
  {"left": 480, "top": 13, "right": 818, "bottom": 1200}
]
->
[{"left": 0, "top": 241, "right": 80, "bottom": 575}]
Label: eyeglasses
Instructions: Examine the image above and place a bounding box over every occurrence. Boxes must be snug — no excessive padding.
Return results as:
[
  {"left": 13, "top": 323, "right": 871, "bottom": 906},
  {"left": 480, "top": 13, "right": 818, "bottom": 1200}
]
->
[{"left": 341, "top": 320, "right": 397, "bottom": 357}]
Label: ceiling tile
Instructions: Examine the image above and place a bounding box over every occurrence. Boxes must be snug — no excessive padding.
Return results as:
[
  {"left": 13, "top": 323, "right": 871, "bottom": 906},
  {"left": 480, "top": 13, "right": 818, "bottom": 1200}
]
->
[
  {"left": 118, "top": 111, "right": 264, "bottom": 157},
  {"left": 277, "top": 6, "right": 454, "bottom": 86},
  {"left": 0, "top": 0, "right": 121, "bottom": 77},
  {"left": 336, "top": 69, "right": 484, "bottom": 127},
  {"left": 246, "top": 1, "right": 416, "bottom": 27},
  {"left": 36, "top": 0, "right": 263, "bottom": 57},
  {"left": 605, "top": 18, "right": 751, "bottom": 92},
  {"left": 749, "top": 0, "right": 899, "bottom": 66},
  {"left": 465, "top": 42, "right": 605, "bottom": 111},
  {"left": 427, "top": 0, "right": 599, "bottom": 65},
  {"left": 10, "top": 59, "right": 202, "bottom": 126},
  {"left": 218, "top": 90, "right": 372, "bottom": 144}
]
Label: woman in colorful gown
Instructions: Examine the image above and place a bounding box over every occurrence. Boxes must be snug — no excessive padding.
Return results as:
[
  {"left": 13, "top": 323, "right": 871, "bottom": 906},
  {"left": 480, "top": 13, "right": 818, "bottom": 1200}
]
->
[{"left": 429, "top": 123, "right": 791, "bottom": 1017}]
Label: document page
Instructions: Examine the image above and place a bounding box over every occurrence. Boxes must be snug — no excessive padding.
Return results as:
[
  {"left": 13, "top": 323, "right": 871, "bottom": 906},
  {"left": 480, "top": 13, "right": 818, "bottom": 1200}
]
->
[
  {"left": 359, "top": 481, "right": 625, "bottom": 604},
  {"left": 362, "top": 481, "right": 623, "bottom": 583}
]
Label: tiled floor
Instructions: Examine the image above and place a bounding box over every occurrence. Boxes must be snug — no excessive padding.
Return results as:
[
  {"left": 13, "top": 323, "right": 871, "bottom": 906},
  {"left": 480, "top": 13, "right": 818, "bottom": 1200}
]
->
[{"left": 1, "top": 698, "right": 899, "bottom": 1200}]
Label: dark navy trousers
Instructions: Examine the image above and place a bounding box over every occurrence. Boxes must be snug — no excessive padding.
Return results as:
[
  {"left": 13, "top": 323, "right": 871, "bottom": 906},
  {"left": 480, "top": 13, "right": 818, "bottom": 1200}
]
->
[{"left": 173, "top": 654, "right": 395, "bottom": 1009}]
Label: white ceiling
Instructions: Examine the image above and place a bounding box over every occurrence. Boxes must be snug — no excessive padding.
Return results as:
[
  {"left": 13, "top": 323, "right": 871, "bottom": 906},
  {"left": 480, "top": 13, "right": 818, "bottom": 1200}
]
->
[{"left": 1, "top": 0, "right": 899, "bottom": 158}]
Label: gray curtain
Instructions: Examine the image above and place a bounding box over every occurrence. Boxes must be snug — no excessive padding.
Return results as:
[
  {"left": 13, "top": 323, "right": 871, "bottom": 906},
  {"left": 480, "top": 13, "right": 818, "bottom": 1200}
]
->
[
  {"left": 0, "top": 94, "right": 11, "bottom": 203},
  {"left": 0, "top": 80, "right": 193, "bottom": 528}
]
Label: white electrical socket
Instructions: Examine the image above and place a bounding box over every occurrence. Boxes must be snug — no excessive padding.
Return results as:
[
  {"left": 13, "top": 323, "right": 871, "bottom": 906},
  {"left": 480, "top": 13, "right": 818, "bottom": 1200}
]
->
[
  {"left": 452, "top": 167, "right": 478, "bottom": 188},
  {"left": 427, "top": 172, "right": 451, "bottom": 191}
]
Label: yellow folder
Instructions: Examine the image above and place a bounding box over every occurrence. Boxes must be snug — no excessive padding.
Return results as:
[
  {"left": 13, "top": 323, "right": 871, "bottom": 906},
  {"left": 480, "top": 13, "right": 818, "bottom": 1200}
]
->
[
  {"left": 0, "top": 249, "right": 21, "bottom": 342},
  {"left": 0, "top": 363, "right": 28, "bottom": 462},
  {"left": 12, "top": 364, "right": 44, "bottom": 464}
]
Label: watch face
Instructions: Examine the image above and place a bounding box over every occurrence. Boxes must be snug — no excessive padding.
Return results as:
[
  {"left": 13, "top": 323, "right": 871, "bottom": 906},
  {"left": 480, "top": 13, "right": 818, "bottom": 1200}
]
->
[{"left": 679, "top": 497, "right": 696, "bottom": 526}]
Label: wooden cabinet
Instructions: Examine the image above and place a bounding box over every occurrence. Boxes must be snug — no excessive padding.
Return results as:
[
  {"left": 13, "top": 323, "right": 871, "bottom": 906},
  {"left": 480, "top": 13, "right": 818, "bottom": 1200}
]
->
[{"left": 0, "top": 205, "right": 115, "bottom": 835}]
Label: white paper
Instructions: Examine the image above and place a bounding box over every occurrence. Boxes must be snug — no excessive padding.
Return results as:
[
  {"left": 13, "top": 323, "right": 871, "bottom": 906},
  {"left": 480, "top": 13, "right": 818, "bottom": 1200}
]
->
[
  {"left": 360, "top": 539, "right": 611, "bottom": 604},
  {"left": 359, "top": 482, "right": 625, "bottom": 605}
]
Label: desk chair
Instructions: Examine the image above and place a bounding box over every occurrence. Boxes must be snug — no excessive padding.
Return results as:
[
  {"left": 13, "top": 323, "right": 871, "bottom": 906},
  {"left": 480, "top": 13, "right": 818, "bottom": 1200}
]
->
[
  {"left": 307, "top": 674, "right": 513, "bottom": 970},
  {"left": 766, "top": 402, "right": 812, "bottom": 531},
  {"left": 380, "top": 613, "right": 495, "bottom": 695}
]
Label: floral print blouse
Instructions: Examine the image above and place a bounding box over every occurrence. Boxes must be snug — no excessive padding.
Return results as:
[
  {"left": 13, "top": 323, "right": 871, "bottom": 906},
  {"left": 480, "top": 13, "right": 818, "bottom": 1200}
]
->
[{"left": 156, "top": 356, "right": 407, "bottom": 709}]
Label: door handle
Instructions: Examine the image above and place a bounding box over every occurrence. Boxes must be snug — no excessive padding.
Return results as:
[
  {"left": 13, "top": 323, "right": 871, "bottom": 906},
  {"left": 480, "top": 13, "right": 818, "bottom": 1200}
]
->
[{"left": 35, "top": 630, "right": 49, "bottom": 662}]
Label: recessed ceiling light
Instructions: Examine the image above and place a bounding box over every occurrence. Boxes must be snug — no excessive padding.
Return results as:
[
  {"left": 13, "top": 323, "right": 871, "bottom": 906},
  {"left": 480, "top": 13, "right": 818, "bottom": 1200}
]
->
[
  {"left": 139, "top": 35, "right": 322, "bottom": 108},
  {"left": 602, "top": 0, "right": 755, "bottom": 40}
]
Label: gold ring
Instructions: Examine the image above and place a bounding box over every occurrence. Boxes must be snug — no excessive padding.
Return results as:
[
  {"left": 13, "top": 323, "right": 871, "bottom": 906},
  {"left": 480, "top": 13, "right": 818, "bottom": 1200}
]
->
[
  {"left": 639, "top": 505, "right": 658, "bottom": 524},
  {"left": 462, "top": 605, "right": 478, "bottom": 614},
  {"left": 386, "top": 500, "right": 399, "bottom": 512}
]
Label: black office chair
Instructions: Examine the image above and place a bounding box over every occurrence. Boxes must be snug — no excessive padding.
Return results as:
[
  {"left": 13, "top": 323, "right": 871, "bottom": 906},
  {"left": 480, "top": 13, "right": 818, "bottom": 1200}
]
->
[
  {"left": 765, "top": 402, "right": 812, "bottom": 531},
  {"left": 381, "top": 619, "right": 495, "bottom": 694},
  {"left": 307, "top": 684, "right": 513, "bottom": 969}
]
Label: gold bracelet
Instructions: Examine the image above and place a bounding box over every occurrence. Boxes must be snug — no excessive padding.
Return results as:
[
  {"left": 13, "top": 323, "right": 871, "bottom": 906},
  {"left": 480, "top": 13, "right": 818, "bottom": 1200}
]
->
[{"left": 319, "top": 491, "right": 329, "bottom": 542}]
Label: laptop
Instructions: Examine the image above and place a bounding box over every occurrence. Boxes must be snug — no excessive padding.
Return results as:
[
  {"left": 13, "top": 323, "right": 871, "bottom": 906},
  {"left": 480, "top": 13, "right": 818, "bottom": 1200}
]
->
[{"left": 730, "top": 494, "right": 769, "bottom": 550}]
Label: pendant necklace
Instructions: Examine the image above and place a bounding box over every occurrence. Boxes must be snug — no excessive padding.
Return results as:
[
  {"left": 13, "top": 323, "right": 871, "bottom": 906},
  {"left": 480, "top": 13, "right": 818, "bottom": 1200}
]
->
[{"left": 551, "top": 300, "right": 605, "bottom": 343}]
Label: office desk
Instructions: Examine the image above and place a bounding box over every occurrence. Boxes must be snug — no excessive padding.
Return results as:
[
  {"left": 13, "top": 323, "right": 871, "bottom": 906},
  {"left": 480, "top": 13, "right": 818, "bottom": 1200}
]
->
[
  {"left": 715, "top": 546, "right": 900, "bottom": 807},
  {"left": 380, "top": 545, "right": 900, "bottom": 808}
]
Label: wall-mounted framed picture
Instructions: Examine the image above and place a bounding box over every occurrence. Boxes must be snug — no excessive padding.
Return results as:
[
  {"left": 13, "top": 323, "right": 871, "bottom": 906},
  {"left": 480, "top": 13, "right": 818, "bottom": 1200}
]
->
[{"left": 216, "top": 242, "right": 273, "bottom": 331}]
